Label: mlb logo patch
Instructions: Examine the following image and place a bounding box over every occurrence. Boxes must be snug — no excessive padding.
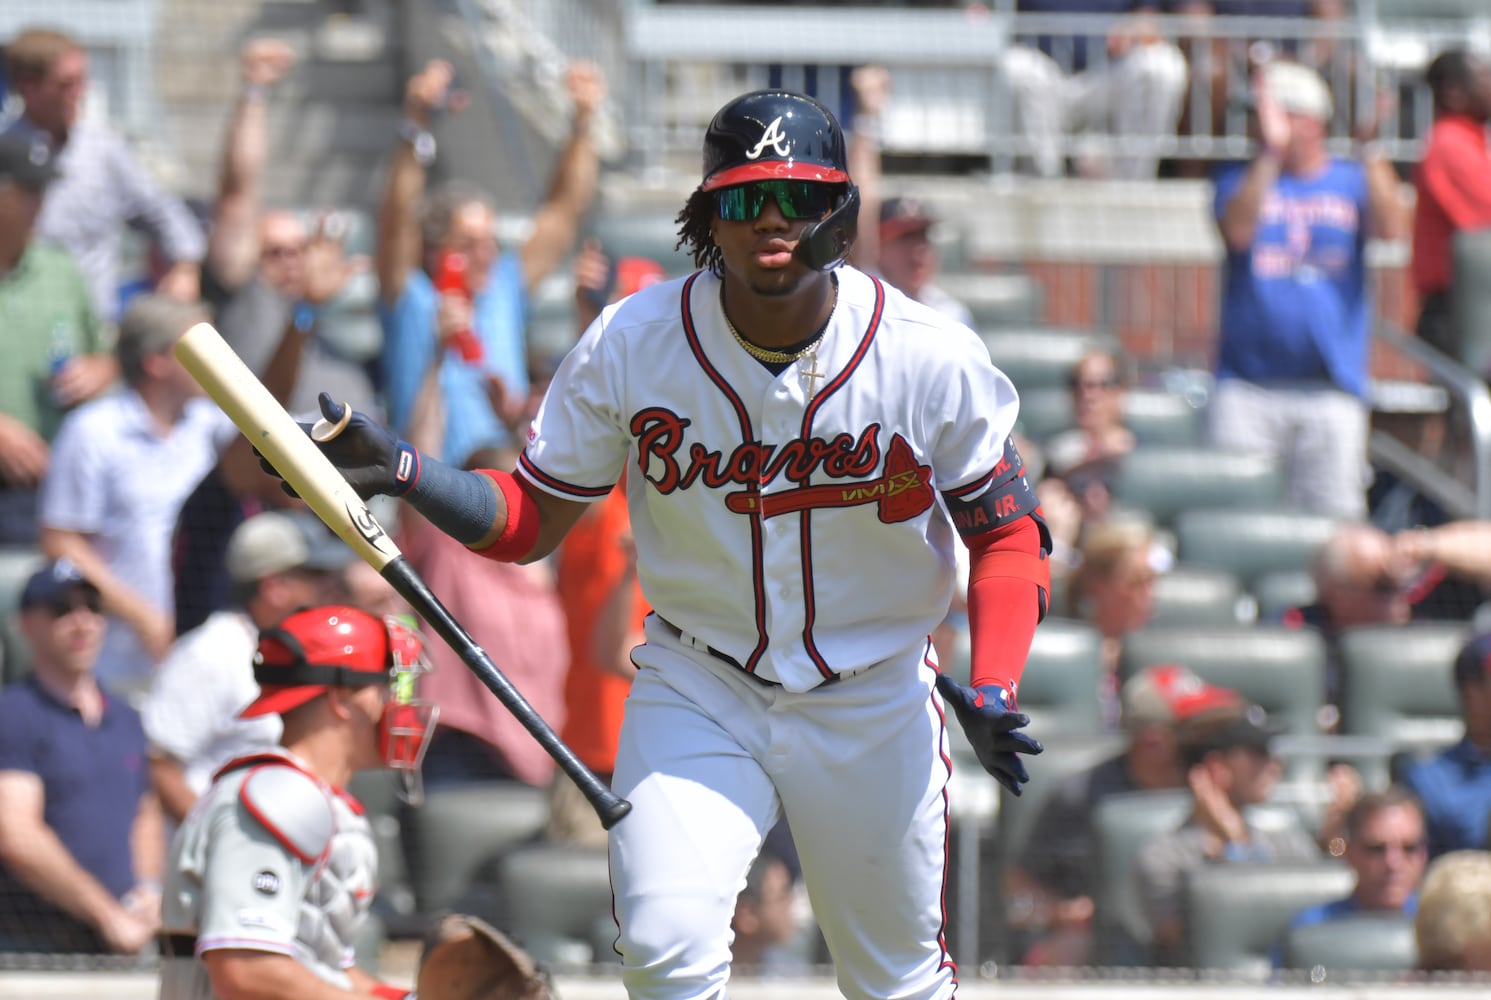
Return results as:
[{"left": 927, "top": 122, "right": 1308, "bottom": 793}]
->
[{"left": 253, "top": 870, "right": 281, "bottom": 896}]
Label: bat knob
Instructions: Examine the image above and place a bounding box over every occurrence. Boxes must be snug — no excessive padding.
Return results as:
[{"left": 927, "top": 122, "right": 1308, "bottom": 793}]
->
[
  {"left": 599, "top": 796, "right": 632, "bottom": 830},
  {"left": 311, "top": 403, "right": 353, "bottom": 443}
]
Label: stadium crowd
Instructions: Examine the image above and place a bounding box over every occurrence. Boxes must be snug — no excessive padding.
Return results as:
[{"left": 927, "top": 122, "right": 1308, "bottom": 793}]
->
[{"left": 1, "top": 3, "right": 1491, "bottom": 985}]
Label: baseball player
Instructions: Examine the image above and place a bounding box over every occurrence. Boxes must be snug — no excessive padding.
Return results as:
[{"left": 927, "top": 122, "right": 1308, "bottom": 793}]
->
[
  {"left": 279, "top": 90, "right": 1050, "bottom": 999},
  {"left": 156, "top": 605, "right": 436, "bottom": 1000}
]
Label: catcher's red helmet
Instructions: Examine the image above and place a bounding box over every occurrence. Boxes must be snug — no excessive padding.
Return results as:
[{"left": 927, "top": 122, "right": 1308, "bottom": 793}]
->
[{"left": 244, "top": 605, "right": 396, "bottom": 717}]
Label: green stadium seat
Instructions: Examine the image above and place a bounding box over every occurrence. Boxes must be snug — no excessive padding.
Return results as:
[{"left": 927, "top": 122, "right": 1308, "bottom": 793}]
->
[
  {"left": 1018, "top": 617, "right": 1105, "bottom": 737},
  {"left": 346, "top": 771, "right": 419, "bottom": 935},
  {"left": 1251, "top": 570, "right": 1318, "bottom": 621},
  {"left": 1119, "top": 625, "right": 1326, "bottom": 738},
  {"left": 979, "top": 329, "right": 1120, "bottom": 393},
  {"left": 1150, "top": 566, "right": 1245, "bottom": 626},
  {"left": 1014, "top": 386, "right": 1074, "bottom": 444},
  {"left": 1122, "top": 389, "right": 1203, "bottom": 447},
  {"left": 493, "top": 842, "right": 618, "bottom": 966},
  {"left": 1092, "top": 789, "right": 1194, "bottom": 967},
  {"left": 410, "top": 782, "right": 549, "bottom": 914},
  {"left": 1280, "top": 913, "right": 1418, "bottom": 976},
  {"left": 1452, "top": 229, "right": 1491, "bottom": 377},
  {"left": 592, "top": 214, "right": 695, "bottom": 277},
  {"left": 1111, "top": 447, "right": 1283, "bottom": 529},
  {"left": 1174, "top": 510, "right": 1339, "bottom": 591},
  {"left": 935, "top": 272, "right": 1045, "bottom": 329},
  {"left": 1338, "top": 622, "right": 1467, "bottom": 748},
  {"left": 0, "top": 547, "right": 47, "bottom": 683},
  {"left": 1183, "top": 862, "right": 1356, "bottom": 976}
]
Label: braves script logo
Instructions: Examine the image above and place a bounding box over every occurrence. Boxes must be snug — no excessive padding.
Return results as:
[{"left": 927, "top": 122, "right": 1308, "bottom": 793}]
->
[
  {"left": 745, "top": 116, "right": 792, "bottom": 160},
  {"left": 631, "top": 408, "right": 933, "bottom": 523}
]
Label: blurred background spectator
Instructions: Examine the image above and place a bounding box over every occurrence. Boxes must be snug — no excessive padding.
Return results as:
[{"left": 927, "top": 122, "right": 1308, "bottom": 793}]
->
[
  {"left": 1415, "top": 850, "right": 1491, "bottom": 974},
  {"left": 1410, "top": 48, "right": 1491, "bottom": 361},
  {"left": 0, "top": 132, "right": 112, "bottom": 546},
  {"left": 1137, "top": 701, "right": 1319, "bottom": 965},
  {"left": 1065, "top": 518, "right": 1165, "bottom": 722},
  {"left": 1280, "top": 786, "right": 1426, "bottom": 950},
  {"left": 377, "top": 58, "right": 602, "bottom": 465},
  {"left": 1003, "top": 0, "right": 1188, "bottom": 179},
  {"left": 140, "top": 510, "right": 350, "bottom": 826},
  {"left": 0, "top": 560, "right": 159, "bottom": 955},
  {"left": 1007, "top": 663, "right": 1242, "bottom": 966},
  {"left": 1207, "top": 59, "right": 1405, "bottom": 519},
  {"left": 37, "top": 295, "right": 235, "bottom": 698},
  {"left": 1401, "top": 631, "right": 1491, "bottom": 860},
  {"left": 1, "top": 27, "right": 203, "bottom": 320}
]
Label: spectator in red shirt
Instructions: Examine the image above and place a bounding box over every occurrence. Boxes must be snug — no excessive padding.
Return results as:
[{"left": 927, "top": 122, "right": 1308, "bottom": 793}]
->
[{"left": 1411, "top": 49, "right": 1491, "bottom": 359}]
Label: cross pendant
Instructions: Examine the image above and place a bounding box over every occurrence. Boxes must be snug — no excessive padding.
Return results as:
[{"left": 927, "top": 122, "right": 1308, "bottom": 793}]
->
[{"left": 799, "top": 356, "right": 827, "bottom": 402}]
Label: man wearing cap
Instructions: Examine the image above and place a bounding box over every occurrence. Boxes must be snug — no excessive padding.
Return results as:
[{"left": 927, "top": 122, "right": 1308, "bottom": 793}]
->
[
  {"left": 1208, "top": 58, "right": 1406, "bottom": 518},
  {"left": 37, "top": 293, "right": 239, "bottom": 697},
  {"left": 1135, "top": 700, "right": 1320, "bottom": 965},
  {"left": 158, "top": 605, "right": 431, "bottom": 1000},
  {"left": 1005, "top": 663, "right": 1241, "bottom": 966},
  {"left": 140, "top": 511, "right": 352, "bottom": 825},
  {"left": 1, "top": 27, "right": 204, "bottom": 320},
  {"left": 0, "top": 559, "right": 161, "bottom": 954},
  {"left": 0, "top": 132, "right": 115, "bottom": 546},
  {"left": 1402, "top": 630, "right": 1491, "bottom": 858}
]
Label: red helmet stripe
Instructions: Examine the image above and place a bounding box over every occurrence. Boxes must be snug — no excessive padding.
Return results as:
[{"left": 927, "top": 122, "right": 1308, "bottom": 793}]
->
[{"left": 701, "top": 162, "right": 851, "bottom": 192}]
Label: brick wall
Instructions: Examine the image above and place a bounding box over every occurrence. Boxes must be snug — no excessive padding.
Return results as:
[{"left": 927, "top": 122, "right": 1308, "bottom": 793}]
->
[{"left": 1018, "top": 258, "right": 1428, "bottom": 383}]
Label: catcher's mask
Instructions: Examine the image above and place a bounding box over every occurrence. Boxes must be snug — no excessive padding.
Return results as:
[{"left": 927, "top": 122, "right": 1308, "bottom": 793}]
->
[
  {"left": 245, "top": 605, "right": 438, "bottom": 805},
  {"left": 700, "top": 89, "right": 859, "bottom": 271}
]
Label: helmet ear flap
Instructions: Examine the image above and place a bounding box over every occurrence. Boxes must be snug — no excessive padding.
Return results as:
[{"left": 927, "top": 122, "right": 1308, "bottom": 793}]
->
[{"left": 797, "top": 184, "right": 859, "bottom": 272}]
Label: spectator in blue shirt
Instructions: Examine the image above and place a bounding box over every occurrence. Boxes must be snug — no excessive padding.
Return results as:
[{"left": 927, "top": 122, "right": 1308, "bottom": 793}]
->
[
  {"left": 376, "top": 58, "right": 603, "bottom": 466},
  {"left": 1403, "top": 631, "right": 1491, "bottom": 859},
  {"left": 1276, "top": 787, "right": 1427, "bottom": 966},
  {"left": 1208, "top": 59, "right": 1405, "bottom": 518},
  {"left": 1004, "top": 0, "right": 1189, "bottom": 178},
  {"left": 0, "top": 559, "right": 159, "bottom": 954}
]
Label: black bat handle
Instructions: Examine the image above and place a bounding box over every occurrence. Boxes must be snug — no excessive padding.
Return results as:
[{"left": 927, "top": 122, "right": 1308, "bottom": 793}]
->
[{"left": 382, "top": 557, "right": 633, "bottom": 830}]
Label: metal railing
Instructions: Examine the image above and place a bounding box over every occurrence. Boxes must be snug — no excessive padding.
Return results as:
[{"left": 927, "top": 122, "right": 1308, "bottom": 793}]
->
[
  {"left": 616, "top": 3, "right": 1491, "bottom": 180},
  {"left": 1369, "top": 322, "right": 1491, "bottom": 521}
]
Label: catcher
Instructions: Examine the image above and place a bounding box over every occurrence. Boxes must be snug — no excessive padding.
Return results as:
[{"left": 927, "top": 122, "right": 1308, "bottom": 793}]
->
[{"left": 157, "top": 605, "right": 438, "bottom": 1000}]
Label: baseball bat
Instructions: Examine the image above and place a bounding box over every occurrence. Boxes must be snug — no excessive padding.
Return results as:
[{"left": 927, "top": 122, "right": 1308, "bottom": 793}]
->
[{"left": 173, "top": 322, "right": 631, "bottom": 830}]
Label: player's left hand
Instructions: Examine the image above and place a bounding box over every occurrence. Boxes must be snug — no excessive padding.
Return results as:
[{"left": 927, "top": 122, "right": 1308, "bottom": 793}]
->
[{"left": 935, "top": 674, "right": 1043, "bottom": 796}]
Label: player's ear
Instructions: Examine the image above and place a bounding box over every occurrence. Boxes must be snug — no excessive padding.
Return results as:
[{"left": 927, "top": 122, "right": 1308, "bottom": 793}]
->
[{"left": 324, "top": 686, "right": 355, "bottom": 721}]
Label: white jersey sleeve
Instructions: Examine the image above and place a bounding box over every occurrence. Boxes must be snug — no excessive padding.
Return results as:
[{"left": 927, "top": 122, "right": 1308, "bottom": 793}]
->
[
  {"left": 518, "top": 302, "right": 639, "bottom": 501},
  {"left": 927, "top": 322, "right": 1022, "bottom": 497}
]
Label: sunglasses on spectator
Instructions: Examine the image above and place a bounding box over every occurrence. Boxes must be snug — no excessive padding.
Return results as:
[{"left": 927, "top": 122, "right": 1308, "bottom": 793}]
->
[
  {"left": 261, "top": 242, "right": 306, "bottom": 260},
  {"left": 48, "top": 593, "right": 102, "bottom": 618},
  {"left": 716, "top": 180, "right": 836, "bottom": 222},
  {"left": 1359, "top": 839, "right": 1424, "bottom": 857},
  {"left": 1069, "top": 376, "right": 1120, "bottom": 392}
]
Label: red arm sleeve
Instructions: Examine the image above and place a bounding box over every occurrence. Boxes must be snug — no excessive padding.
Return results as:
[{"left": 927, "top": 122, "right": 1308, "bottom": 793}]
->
[
  {"left": 1423, "top": 131, "right": 1491, "bottom": 229},
  {"left": 964, "top": 513, "right": 1050, "bottom": 694}
]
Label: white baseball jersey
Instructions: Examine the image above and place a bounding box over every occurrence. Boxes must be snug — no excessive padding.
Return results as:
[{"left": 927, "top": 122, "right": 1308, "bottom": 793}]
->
[
  {"left": 140, "top": 610, "right": 283, "bottom": 797},
  {"left": 158, "top": 749, "right": 378, "bottom": 1000},
  {"left": 521, "top": 264, "right": 1019, "bottom": 692}
]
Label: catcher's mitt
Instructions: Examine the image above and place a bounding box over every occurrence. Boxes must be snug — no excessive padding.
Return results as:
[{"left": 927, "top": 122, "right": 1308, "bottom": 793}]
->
[{"left": 416, "top": 914, "right": 555, "bottom": 1000}]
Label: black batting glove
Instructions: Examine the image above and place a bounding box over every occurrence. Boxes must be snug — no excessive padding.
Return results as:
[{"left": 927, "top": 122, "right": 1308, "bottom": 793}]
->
[
  {"left": 935, "top": 673, "right": 1043, "bottom": 796},
  {"left": 257, "top": 393, "right": 421, "bottom": 501}
]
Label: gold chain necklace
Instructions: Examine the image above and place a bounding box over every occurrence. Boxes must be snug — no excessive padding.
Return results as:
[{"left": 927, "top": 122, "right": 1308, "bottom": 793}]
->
[{"left": 720, "top": 276, "right": 837, "bottom": 365}]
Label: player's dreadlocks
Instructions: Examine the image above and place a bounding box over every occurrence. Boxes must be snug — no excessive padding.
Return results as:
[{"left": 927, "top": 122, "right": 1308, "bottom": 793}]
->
[{"left": 675, "top": 188, "right": 724, "bottom": 276}]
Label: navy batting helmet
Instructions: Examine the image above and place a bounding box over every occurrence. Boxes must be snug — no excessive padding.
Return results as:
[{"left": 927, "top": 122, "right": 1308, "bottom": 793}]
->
[{"left": 701, "top": 90, "right": 859, "bottom": 271}]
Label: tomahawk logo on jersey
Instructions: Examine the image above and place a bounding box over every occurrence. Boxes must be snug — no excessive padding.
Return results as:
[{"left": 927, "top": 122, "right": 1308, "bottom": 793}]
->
[{"left": 518, "top": 265, "right": 1026, "bottom": 691}]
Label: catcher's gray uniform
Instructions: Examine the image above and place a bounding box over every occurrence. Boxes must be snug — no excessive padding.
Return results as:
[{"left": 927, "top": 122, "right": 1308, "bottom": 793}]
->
[{"left": 158, "top": 748, "right": 378, "bottom": 999}]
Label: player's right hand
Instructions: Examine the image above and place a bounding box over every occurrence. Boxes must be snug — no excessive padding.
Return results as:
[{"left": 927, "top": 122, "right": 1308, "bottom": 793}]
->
[{"left": 259, "top": 393, "right": 420, "bottom": 500}]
